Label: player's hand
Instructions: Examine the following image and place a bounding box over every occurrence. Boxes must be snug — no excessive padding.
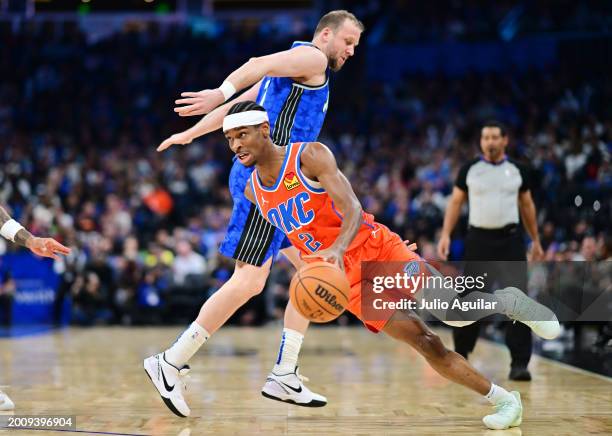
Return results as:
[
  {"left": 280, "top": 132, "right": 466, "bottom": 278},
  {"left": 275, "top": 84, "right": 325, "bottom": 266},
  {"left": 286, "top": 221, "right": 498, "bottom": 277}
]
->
[
  {"left": 403, "top": 240, "right": 418, "bottom": 252},
  {"left": 174, "top": 89, "right": 224, "bottom": 117},
  {"left": 26, "top": 237, "right": 71, "bottom": 260},
  {"left": 529, "top": 240, "right": 545, "bottom": 261},
  {"left": 157, "top": 131, "right": 194, "bottom": 152},
  {"left": 437, "top": 234, "right": 450, "bottom": 260},
  {"left": 303, "top": 246, "right": 345, "bottom": 271}
]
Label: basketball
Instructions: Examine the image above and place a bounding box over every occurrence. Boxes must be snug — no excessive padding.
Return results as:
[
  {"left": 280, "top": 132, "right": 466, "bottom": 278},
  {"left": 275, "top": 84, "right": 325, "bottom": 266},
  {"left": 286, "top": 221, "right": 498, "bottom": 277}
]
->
[{"left": 289, "top": 261, "right": 350, "bottom": 323}]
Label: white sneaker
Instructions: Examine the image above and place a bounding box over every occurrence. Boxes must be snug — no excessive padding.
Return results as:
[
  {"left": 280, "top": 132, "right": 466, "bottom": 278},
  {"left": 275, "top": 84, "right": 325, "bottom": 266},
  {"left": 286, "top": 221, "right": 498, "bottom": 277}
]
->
[
  {"left": 144, "top": 353, "right": 191, "bottom": 417},
  {"left": 261, "top": 367, "right": 327, "bottom": 407},
  {"left": 0, "top": 391, "right": 15, "bottom": 411},
  {"left": 483, "top": 391, "right": 522, "bottom": 430},
  {"left": 495, "top": 287, "right": 561, "bottom": 339}
]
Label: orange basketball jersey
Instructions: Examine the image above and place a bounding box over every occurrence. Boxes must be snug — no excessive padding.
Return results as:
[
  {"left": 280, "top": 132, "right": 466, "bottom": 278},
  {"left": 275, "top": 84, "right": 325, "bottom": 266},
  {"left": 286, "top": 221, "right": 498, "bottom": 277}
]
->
[{"left": 250, "top": 142, "right": 375, "bottom": 256}]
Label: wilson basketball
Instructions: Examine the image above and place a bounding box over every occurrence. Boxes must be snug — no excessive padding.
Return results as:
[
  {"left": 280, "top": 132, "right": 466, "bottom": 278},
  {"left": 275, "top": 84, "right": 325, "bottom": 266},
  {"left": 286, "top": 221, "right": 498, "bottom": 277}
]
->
[{"left": 289, "top": 261, "right": 350, "bottom": 323}]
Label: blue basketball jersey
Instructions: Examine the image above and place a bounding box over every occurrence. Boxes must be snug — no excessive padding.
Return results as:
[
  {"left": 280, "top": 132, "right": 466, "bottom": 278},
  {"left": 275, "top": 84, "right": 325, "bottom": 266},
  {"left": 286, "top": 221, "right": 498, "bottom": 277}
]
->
[
  {"left": 255, "top": 41, "right": 330, "bottom": 145},
  {"left": 221, "top": 41, "right": 331, "bottom": 265}
]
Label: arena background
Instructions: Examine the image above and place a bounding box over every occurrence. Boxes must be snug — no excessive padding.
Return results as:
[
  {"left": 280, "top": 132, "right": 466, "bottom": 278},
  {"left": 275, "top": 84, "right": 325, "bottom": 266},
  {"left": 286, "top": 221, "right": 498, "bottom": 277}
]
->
[{"left": 0, "top": 0, "right": 610, "bottom": 396}]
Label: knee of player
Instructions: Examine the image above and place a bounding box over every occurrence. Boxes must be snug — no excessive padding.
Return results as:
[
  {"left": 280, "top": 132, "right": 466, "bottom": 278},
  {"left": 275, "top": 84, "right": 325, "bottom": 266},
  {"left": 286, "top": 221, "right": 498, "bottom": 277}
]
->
[
  {"left": 247, "top": 278, "right": 267, "bottom": 296},
  {"left": 417, "top": 332, "right": 448, "bottom": 360},
  {"left": 231, "top": 272, "right": 267, "bottom": 296}
]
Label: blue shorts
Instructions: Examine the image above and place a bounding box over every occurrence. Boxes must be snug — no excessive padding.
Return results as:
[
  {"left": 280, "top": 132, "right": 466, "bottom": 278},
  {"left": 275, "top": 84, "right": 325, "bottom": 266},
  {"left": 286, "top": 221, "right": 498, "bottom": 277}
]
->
[{"left": 219, "top": 159, "right": 291, "bottom": 266}]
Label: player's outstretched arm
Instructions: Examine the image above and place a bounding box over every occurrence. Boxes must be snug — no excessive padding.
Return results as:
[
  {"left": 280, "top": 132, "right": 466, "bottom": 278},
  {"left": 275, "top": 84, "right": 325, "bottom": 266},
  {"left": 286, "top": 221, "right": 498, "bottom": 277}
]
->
[
  {"left": 174, "top": 46, "right": 327, "bottom": 117},
  {"left": 300, "top": 142, "right": 362, "bottom": 269},
  {"left": 157, "top": 80, "right": 262, "bottom": 152},
  {"left": 0, "top": 206, "right": 71, "bottom": 260}
]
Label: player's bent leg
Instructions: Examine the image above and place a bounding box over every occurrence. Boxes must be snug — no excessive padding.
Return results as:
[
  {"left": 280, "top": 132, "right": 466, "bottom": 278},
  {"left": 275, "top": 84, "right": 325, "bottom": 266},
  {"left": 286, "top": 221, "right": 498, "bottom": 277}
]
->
[
  {"left": 145, "top": 259, "right": 272, "bottom": 417},
  {"left": 283, "top": 301, "right": 309, "bottom": 335},
  {"left": 382, "top": 310, "right": 490, "bottom": 394},
  {"left": 261, "top": 246, "right": 326, "bottom": 407},
  {"left": 195, "top": 259, "right": 272, "bottom": 334},
  {"left": 415, "top": 264, "right": 560, "bottom": 339},
  {"left": 377, "top": 231, "right": 559, "bottom": 340},
  {"left": 382, "top": 310, "right": 522, "bottom": 430},
  {"left": 279, "top": 246, "right": 310, "bottom": 335},
  {"left": 0, "top": 390, "right": 15, "bottom": 411}
]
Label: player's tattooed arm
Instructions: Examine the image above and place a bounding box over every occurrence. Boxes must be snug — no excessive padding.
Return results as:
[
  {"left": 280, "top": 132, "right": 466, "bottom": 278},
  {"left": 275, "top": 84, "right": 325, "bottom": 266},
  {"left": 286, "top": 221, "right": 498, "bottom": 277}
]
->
[
  {"left": 0, "top": 205, "right": 71, "bottom": 259},
  {"left": 0, "top": 205, "right": 11, "bottom": 227},
  {"left": 0, "top": 205, "right": 33, "bottom": 247},
  {"left": 13, "top": 228, "right": 34, "bottom": 247},
  {"left": 300, "top": 142, "right": 362, "bottom": 262}
]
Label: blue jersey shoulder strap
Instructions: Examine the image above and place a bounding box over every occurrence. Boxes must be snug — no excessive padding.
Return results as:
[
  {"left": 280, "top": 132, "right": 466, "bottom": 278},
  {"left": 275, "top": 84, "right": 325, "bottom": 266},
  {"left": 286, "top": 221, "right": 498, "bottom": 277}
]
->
[{"left": 291, "top": 41, "right": 316, "bottom": 48}]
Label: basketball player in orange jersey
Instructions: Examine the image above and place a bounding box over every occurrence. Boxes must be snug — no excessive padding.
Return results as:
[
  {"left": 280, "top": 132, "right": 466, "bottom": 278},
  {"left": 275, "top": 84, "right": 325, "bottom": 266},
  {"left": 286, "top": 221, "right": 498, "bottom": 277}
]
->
[
  {"left": 0, "top": 205, "right": 72, "bottom": 411},
  {"left": 146, "top": 11, "right": 362, "bottom": 417},
  {"left": 226, "top": 101, "right": 561, "bottom": 430}
]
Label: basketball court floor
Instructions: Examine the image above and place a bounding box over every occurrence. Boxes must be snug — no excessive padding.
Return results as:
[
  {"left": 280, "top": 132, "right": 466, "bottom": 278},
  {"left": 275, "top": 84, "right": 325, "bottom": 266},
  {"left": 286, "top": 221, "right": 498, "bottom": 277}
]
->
[{"left": 1, "top": 326, "right": 611, "bottom": 435}]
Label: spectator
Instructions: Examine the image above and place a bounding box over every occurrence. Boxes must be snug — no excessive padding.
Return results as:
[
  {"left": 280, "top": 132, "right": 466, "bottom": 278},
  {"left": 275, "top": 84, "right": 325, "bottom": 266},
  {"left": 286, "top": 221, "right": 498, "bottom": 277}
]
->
[
  {"left": 71, "top": 272, "right": 113, "bottom": 326},
  {"left": 172, "top": 240, "right": 207, "bottom": 287},
  {"left": 0, "top": 18, "right": 608, "bottom": 329},
  {"left": 572, "top": 236, "right": 598, "bottom": 261}
]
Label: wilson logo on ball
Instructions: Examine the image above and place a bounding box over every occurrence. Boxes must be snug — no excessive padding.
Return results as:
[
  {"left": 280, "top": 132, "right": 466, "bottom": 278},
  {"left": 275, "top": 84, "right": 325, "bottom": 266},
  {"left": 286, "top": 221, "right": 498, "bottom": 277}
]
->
[{"left": 314, "top": 285, "right": 344, "bottom": 311}]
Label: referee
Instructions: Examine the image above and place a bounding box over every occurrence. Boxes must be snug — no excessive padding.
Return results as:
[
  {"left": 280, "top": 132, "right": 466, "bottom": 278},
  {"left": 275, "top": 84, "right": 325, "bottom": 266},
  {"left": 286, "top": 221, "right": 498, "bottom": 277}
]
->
[{"left": 437, "top": 121, "right": 544, "bottom": 381}]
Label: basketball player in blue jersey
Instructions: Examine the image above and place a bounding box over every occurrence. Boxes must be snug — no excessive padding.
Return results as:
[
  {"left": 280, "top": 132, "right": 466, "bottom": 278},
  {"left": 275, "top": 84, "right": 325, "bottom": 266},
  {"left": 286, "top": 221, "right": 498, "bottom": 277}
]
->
[{"left": 145, "top": 11, "right": 364, "bottom": 417}]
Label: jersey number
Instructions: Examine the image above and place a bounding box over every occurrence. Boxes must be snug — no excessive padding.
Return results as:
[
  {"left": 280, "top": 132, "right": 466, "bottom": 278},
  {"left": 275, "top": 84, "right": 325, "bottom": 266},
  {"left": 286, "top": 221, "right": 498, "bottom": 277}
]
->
[{"left": 298, "top": 233, "right": 322, "bottom": 253}]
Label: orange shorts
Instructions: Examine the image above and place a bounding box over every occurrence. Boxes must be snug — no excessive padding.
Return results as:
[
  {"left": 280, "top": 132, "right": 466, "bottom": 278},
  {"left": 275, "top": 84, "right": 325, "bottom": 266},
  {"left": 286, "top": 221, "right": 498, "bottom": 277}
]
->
[{"left": 343, "top": 223, "right": 424, "bottom": 333}]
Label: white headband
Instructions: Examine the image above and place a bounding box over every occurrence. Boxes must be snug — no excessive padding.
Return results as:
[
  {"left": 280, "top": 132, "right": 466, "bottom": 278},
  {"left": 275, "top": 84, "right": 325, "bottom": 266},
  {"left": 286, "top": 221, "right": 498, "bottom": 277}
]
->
[{"left": 223, "top": 110, "right": 269, "bottom": 132}]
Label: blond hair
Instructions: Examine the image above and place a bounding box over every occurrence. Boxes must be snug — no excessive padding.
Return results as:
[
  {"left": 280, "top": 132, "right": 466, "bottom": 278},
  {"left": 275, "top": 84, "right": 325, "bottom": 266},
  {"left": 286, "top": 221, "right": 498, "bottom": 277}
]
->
[{"left": 314, "top": 10, "right": 364, "bottom": 35}]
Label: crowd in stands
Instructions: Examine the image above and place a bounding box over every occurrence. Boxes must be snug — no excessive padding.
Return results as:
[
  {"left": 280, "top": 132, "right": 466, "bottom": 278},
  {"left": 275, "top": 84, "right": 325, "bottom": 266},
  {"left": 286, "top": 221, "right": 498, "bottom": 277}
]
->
[
  {"left": 339, "top": 0, "right": 612, "bottom": 42},
  {"left": 0, "top": 17, "right": 609, "bottom": 332}
]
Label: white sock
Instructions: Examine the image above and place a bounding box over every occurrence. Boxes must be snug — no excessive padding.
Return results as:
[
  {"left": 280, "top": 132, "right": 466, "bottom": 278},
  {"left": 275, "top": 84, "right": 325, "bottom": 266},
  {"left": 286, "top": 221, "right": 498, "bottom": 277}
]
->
[
  {"left": 273, "top": 328, "right": 303, "bottom": 374},
  {"left": 165, "top": 322, "right": 209, "bottom": 367},
  {"left": 485, "top": 383, "right": 512, "bottom": 405}
]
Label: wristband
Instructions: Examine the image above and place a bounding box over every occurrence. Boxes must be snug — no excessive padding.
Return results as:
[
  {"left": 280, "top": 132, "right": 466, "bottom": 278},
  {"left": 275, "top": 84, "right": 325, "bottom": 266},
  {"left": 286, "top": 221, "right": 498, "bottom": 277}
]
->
[
  {"left": 219, "top": 81, "right": 237, "bottom": 101},
  {"left": 0, "top": 219, "right": 24, "bottom": 242}
]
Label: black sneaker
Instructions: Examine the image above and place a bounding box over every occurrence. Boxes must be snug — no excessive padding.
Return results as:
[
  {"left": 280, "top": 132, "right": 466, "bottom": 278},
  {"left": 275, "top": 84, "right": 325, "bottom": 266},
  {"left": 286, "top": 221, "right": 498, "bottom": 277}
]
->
[{"left": 509, "top": 366, "right": 532, "bottom": 381}]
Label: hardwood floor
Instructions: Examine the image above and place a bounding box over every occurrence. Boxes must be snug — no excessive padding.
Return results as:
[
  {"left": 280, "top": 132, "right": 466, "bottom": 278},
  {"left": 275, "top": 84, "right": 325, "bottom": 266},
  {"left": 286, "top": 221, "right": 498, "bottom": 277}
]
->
[{"left": 1, "top": 326, "right": 610, "bottom": 435}]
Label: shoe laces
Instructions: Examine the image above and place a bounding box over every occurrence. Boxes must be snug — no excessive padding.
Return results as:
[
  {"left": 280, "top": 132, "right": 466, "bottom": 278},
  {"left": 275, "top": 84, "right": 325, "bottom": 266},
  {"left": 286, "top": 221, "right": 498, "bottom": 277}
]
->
[
  {"left": 492, "top": 397, "right": 517, "bottom": 417},
  {"left": 498, "top": 288, "right": 539, "bottom": 322},
  {"left": 294, "top": 367, "right": 309, "bottom": 382},
  {"left": 497, "top": 290, "right": 519, "bottom": 318},
  {"left": 178, "top": 365, "right": 190, "bottom": 391}
]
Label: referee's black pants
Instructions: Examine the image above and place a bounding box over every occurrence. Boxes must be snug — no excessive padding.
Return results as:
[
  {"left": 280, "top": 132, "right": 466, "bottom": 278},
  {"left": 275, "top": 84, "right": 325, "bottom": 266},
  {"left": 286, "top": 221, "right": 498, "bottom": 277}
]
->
[{"left": 452, "top": 225, "right": 533, "bottom": 368}]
